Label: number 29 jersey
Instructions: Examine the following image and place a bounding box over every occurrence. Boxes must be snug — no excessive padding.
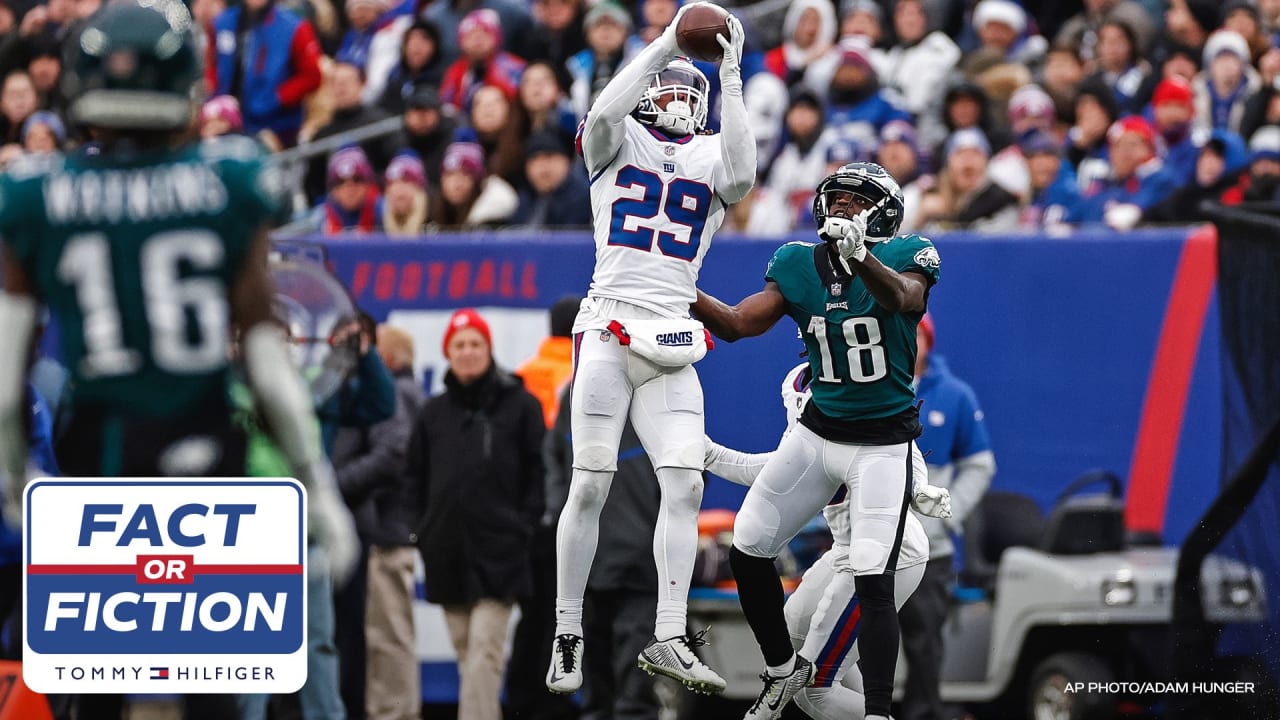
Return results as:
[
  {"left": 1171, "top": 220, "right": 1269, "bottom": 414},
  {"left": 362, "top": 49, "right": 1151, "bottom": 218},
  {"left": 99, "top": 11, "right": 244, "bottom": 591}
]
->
[
  {"left": 766, "top": 236, "right": 941, "bottom": 424},
  {"left": 586, "top": 116, "right": 727, "bottom": 318},
  {"left": 0, "top": 137, "right": 284, "bottom": 418}
]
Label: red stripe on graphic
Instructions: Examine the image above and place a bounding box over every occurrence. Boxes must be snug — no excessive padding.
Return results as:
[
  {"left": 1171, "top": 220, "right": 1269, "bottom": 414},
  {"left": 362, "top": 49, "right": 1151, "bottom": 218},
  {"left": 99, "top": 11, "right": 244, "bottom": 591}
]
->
[
  {"left": 27, "top": 564, "right": 304, "bottom": 575},
  {"left": 814, "top": 602, "right": 861, "bottom": 686},
  {"left": 1124, "top": 226, "right": 1218, "bottom": 534}
]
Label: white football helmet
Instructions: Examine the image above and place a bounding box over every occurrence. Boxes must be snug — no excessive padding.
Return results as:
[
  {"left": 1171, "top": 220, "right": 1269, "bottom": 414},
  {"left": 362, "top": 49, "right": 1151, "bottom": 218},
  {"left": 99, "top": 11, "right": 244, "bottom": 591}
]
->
[
  {"left": 780, "top": 362, "right": 813, "bottom": 435},
  {"left": 636, "top": 59, "right": 709, "bottom": 137}
]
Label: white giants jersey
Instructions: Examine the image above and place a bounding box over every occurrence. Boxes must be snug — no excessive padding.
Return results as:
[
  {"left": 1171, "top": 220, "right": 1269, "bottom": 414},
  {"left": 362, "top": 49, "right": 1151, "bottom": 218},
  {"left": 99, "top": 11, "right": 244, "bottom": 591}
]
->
[{"left": 586, "top": 117, "right": 726, "bottom": 318}]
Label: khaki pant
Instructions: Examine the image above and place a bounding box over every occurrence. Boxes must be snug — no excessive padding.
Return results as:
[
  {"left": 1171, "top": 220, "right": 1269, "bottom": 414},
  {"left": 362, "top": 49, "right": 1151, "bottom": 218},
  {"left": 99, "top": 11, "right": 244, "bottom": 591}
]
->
[
  {"left": 442, "top": 599, "right": 515, "bottom": 720},
  {"left": 365, "top": 546, "right": 421, "bottom": 720}
]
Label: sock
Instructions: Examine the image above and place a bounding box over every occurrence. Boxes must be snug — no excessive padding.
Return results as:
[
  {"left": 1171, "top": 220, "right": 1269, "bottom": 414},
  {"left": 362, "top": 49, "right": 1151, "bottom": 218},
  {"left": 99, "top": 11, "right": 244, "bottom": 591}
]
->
[
  {"left": 554, "top": 469, "right": 613, "bottom": 637},
  {"left": 730, "top": 545, "right": 794, "bottom": 667},
  {"left": 854, "top": 573, "right": 899, "bottom": 718},
  {"left": 795, "top": 686, "right": 868, "bottom": 720},
  {"left": 766, "top": 654, "right": 797, "bottom": 677},
  {"left": 653, "top": 467, "right": 703, "bottom": 641}
]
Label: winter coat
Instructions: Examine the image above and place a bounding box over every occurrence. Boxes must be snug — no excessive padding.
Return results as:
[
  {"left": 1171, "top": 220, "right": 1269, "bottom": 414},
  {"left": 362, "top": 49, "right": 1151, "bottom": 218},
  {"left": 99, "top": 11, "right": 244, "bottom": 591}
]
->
[
  {"left": 332, "top": 368, "right": 424, "bottom": 546},
  {"left": 407, "top": 365, "right": 546, "bottom": 605}
]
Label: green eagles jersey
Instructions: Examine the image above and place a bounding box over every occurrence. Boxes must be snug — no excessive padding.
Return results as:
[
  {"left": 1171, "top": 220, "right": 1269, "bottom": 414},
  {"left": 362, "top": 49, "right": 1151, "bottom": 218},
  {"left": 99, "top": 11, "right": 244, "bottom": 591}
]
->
[
  {"left": 0, "top": 136, "right": 286, "bottom": 418},
  {"left": 765, "top": 235, "right": 941, "bottom": 423}
]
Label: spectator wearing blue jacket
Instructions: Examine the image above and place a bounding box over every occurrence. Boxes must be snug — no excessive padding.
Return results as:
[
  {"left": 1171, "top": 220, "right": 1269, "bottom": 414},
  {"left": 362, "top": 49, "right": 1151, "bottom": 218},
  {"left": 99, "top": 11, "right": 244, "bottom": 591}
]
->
[
  {"left": 1019, "top": 129, "right": 1081, "bottom": 229},
  {"left": 900, "top": 313, "right": 996, "bottom": 720},
  {"left": 823, "top": 38, "right": 910, "bottom": 142},
  {"left": 208, "top": 0, "right": 324, "bottom": 146},
  {"left": 1069, "top": 116, "right": 1180, "bottom": 229}
]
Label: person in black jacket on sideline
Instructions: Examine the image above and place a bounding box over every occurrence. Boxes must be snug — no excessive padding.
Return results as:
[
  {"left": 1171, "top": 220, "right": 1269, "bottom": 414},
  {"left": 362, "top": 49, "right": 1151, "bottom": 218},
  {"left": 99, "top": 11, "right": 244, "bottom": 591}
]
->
[{"left": 406, "top": 307, "right": 545, "bottom": 720}]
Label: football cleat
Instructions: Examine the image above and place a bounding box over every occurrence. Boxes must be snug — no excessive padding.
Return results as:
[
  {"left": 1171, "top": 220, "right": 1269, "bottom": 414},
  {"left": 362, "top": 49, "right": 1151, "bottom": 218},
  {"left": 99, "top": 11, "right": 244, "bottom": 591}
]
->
[
  {"left": 742, "top": 656, "right": 814, "bottom": 720},
  {"left": 637, "top": 628, "right": 726, "bottom": 695},
  {"left": 545, "top": 633, "right": 583, "bottom": 694}
]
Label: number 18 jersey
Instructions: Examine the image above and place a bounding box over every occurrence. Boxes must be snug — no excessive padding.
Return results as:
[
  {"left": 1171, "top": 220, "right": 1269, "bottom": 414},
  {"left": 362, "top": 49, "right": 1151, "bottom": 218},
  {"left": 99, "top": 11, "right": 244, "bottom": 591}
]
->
[
  {"left": 0, "top": 137, "right": 284, "bottom": 418},
  {"left": 586, "top": 116, "right": 727, "bottom": 318},
  {"left": 766, "top": 236, "right": 941, "bottom": 425}
]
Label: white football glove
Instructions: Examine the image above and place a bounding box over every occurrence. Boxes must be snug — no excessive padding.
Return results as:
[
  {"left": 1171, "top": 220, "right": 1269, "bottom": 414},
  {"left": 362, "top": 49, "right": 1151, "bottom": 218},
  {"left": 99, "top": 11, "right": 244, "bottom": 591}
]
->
[
  {"left": 716, "top": 15, "right": 745, "bottom": 95},
  {"left": 301, "top": 461, "right": 360, "bottom": 585},
  {"left": 821, "top": 213, "right": 868, "bottom": 263},
  {"left": 658, "top": 2, "right": 697, "bottom": 56},
  {"left": 911, "top": 483, "right": 953, "bottom": 519}
]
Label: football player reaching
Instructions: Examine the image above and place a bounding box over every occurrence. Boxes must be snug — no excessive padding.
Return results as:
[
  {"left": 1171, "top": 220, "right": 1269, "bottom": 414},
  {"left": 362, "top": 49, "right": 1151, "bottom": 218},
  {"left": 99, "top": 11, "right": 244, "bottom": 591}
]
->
[
  {"left": 548, "top": 1, "right": 756, "bottom": 698},
  {"left": 692, "top": 162, "right": 940, "bottom": 720}
]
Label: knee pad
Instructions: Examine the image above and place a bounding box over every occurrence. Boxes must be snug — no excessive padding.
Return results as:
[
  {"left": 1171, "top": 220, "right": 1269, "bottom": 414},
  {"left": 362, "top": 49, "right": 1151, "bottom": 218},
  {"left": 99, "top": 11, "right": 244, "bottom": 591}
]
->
[
  {"left": 653, "top": 441, "right": 705, "bottom": 471},
  {"left": 731, "top": 501, "right": 784, "bottom": 558},
  {"left": 847, "top": 538, "right": 891, "bottom": 575},
  {"left": 573, "top": 444, "right": 617, "bottom": 473}
]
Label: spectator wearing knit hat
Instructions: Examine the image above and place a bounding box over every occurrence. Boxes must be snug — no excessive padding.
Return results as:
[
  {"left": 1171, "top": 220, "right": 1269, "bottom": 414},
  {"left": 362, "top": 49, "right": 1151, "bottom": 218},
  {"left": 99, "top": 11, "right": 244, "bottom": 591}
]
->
[
  {"left": 402, "top": 86, "right": 458, "bottom": 188},
  {"left": 200, "top": 95, "right": 245, "bottom": 138},
  {"left": 566, "top": 1, "right": 635, "bottom": 118},
  {"left": 20, "top": 110, "right": 63, "bottom": 154},
  {"left": 878, "top": 119, "right": 924, "bottom": 185},
  {"left": 984, "top": 84, "right": 1058, "bottom": 203},
  {"left": 379, "top": 150, "right": 430, "bottom": 237},
  {"left": 872, "top": 0, "right": 962, "bottom": 116},
  {"left": 967, "top": 0, "right": 1047, "bottom": 69},
  {"left": 512, "top": 132, "right": 591, "bottom": 228},
  {"left": 1236, "top": 126, "right": 1280, "bottom": 201},
  {"left": 374, "top": 18, "right": 447, "bottom": 114},
  {"left": 314, "top": 146, "right": 383, "bottom": 235},
  {"left": 423, "top": 0, "right": 533, "bottom": 68},
  {"left": 1148, "top": 76, "right": 1199, "bottom": 178},
  {"left": 764, "top": 0, "right": 836, "bottom": 89},
  {"left": 1193, "top": 30, "right": 1262, "bottom": 134},
  {"left": 1070, "top": 116, "right": 1180, "bottom": 229},
  {"left": 439, "top": 8, "right": 527, "bottom": 110},
  {"left": 840, "top": 0, "right": 885, "bottom": 45},
  {"left": 336, "top": 0, "right": 391, "bottom": 69},
  {"left": 1018, "top": 129, "right": 1080, "bottom": 229},
  {"left": 405, "top": 307, "right": 545, "bottom": 720},
  {"left": 208, "top": 0, "right": 323, "bottom": 146},
  {"left": 430, "top": 141, "right": 518, "bottom": 228}
]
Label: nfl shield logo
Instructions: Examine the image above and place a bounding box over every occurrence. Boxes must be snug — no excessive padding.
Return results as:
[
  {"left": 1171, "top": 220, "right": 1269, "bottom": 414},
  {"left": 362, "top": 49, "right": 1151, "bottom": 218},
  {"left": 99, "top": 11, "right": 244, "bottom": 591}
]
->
[
  {"left": 830, "top": 282, "right": 843, "bottom": 296},
  {"left": 664, "top": 146, "right": 675, "bottom": 156}
]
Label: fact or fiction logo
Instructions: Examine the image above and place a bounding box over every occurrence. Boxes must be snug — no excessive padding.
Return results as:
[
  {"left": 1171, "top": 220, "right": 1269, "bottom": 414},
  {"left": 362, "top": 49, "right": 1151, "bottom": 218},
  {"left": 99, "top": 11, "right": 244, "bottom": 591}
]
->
[{"left": 23, "top": 479, "right": 307, "bottom": 694}]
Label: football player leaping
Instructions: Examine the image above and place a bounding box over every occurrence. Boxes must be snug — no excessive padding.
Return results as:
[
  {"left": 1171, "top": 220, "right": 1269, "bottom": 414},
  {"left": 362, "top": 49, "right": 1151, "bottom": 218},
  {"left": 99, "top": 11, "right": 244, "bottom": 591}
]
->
[
  {"left": 548, "top": 2, "right": 755, "bottom": 698},
  {"left": 693, "top": 162, "right": 940, "bottom": 720}
]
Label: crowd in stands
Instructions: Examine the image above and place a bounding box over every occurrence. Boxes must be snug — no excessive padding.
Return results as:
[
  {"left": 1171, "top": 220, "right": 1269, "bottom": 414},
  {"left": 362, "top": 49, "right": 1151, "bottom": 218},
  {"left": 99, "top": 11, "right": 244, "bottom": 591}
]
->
[{"left": 2, "top": 0, "right": 1280, "bottom": 235}]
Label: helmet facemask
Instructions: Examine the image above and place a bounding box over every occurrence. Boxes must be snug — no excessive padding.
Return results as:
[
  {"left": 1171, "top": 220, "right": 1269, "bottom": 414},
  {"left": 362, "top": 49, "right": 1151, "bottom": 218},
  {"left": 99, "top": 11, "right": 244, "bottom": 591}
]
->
[
  {"left": 812, "top": 162, "right": 905, "bottom": 242},
  {"left": 636, "top": 61, "right": 708, "bottom": 137}
]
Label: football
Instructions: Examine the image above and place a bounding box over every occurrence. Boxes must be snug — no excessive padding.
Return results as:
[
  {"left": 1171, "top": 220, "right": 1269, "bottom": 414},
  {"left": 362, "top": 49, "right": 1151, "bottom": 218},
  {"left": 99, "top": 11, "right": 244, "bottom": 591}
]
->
[{"left": 676, "top": 3, "right": 731, "bottom": 63}]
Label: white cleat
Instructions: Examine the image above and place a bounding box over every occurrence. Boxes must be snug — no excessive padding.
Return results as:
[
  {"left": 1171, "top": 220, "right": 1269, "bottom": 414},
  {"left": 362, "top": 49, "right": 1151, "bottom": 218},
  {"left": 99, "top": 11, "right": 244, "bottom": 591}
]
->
[
  {"left": 545, "top": 633, "right": 583, "bottom": 694},
  {"left": 742, "top": 656, "right": 814, "bottom": 720},
  {"left": 636, "top": 628, "right": 727, "bottom": 695}
]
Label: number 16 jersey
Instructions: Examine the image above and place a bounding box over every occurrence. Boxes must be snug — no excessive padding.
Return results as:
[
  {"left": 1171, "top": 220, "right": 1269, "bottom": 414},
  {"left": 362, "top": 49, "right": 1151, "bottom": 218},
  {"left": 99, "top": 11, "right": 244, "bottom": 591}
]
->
[
  {"left": 585, "top": 116, "right": 727, "bottom": 318},
  {"left": 0, "top": 137, "right": 284, "bottom": 418}
]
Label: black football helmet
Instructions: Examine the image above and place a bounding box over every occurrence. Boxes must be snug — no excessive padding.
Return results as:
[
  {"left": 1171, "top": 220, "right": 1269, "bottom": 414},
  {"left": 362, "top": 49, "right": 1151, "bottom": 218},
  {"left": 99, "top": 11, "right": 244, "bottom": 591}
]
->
[
  {"left": 62, "top": 0, "right": 203, "bottom": 131},
  {"left": 812, "top": 161, "right": 905, "bottom": 242}
]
